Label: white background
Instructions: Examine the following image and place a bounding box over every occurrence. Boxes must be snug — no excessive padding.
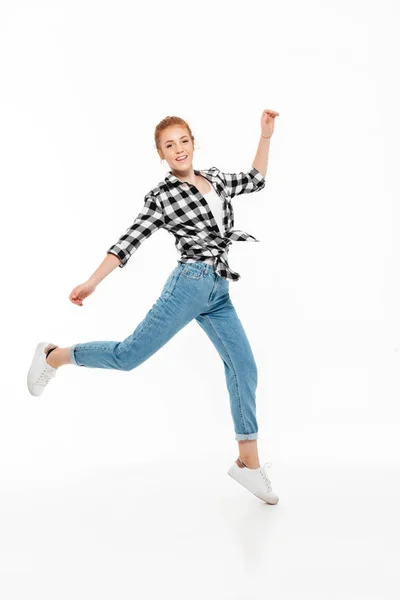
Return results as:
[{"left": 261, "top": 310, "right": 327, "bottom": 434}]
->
[{"left": 0, "top": 0, "right": 399, "bottom": 598}]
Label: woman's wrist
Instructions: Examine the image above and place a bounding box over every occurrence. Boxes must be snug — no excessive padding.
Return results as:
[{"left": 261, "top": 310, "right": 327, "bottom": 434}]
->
[{"left": 261, "top": 133, "right": 271, "bottom": 139}]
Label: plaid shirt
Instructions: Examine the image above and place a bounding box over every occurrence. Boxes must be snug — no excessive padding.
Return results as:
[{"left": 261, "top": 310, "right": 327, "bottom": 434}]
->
[{"left": 107, "top": 165, "right": 266, "bottom": 281}]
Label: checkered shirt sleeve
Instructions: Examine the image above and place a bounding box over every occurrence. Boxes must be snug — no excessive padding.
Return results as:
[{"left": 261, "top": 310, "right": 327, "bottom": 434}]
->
[
  {"left": 106, "top": 192, "right": 165, "bottom": 268},
  {"left": 218, "top": 166, "right": 266, "bottom": 197}
]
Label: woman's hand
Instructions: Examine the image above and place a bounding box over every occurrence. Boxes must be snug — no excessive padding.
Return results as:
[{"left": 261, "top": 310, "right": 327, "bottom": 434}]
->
[
  {"left": 261, "top": 109, "right": 279, "bottom": 138},
  {"left": 69, "top": 280, "right": 97, "bottom": 306}
]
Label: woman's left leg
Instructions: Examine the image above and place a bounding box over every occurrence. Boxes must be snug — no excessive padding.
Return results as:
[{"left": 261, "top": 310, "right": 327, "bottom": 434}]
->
[{"left": 195, "top": 273, "right": 260, "bottom": 455}]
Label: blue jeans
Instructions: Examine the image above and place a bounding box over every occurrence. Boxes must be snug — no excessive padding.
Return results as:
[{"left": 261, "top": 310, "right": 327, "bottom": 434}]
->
[{"left": 69, "top": 261, "right": 259, "bottom": 441}]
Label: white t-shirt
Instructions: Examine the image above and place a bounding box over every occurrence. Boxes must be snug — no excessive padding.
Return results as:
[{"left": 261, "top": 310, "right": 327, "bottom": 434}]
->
[
  {"left": 203, "top": 182, "right": 224, "bottom": 236},
  {"left": 185, "top": 183, "right": 228, "bottom": 265}
]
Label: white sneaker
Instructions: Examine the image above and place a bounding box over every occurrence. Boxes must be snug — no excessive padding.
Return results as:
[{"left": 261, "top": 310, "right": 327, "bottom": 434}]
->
[
  {"left": 228, "top": 457, "right": 279, "bottom": 504},
  {"left": 27, "top": 342, "right": 59, "bottom": 397}
]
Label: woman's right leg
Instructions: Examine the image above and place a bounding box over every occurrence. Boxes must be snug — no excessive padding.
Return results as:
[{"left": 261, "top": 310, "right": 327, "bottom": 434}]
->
[
  {"left": 46, "top": 346, "right": 72, "bottom": 368},
  {"left": 63, "top": 263, "right": 211, "bottom": 372}
]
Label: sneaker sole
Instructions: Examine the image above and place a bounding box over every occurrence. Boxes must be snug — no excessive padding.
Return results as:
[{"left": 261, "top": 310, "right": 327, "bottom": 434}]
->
[{"left": 27, "top": 341, "right": 52, "bottom": 397}]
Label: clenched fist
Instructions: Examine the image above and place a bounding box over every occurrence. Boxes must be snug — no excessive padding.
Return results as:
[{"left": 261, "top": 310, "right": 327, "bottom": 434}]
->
[{"left": 69, "top": 281, "right": 96, "bottom": 306}]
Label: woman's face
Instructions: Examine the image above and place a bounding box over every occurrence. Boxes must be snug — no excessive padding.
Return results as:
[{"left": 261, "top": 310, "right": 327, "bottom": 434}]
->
[{"left": 158, "top": 126, "right": 194, "bottom": 172}]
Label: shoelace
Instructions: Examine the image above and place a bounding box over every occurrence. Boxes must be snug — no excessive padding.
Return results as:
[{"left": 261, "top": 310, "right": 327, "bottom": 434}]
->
[
  {"left": 260, "top": 461, "right": 273, "bottom": 492},
  {"left": 36, "top": 365, "right": 57, "bottom": 385}
]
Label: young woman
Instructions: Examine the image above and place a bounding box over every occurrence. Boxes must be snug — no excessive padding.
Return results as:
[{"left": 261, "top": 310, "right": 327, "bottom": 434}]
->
[{"left": 27, "top": 109, "right": 280, "bottom": 505}]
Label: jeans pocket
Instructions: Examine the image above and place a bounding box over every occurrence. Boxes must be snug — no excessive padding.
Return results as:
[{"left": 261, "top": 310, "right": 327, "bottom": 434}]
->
[
  {"left": 180, "top": 265, "right": 204, "bottom": 280},
  {"left": 160, "top": 267, "right": 180, "bottom": 297}
]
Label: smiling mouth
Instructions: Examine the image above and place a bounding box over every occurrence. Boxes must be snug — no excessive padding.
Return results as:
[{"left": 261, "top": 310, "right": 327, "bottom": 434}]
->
[{"left": 176, "top": 155, "right": 188, "bottom": 162}]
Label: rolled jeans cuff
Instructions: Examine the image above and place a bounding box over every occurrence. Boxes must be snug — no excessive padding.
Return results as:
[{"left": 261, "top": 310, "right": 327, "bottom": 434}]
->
[
  {"left": 235, "top": 432, "right": 258, "bottom": 441},
  {"left": 69, "top": 344, "right": 80, "bottom": 366}
]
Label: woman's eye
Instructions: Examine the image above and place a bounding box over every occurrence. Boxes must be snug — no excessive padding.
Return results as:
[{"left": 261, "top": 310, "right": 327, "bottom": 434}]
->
[{"left": 166, "top": 140, "right": 188, "bottom": 148}]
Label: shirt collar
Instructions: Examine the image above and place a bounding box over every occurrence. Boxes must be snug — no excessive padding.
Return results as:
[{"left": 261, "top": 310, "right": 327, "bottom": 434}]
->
[{"left": 164, "top": 167, "right": 215, "bottom": 188}]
